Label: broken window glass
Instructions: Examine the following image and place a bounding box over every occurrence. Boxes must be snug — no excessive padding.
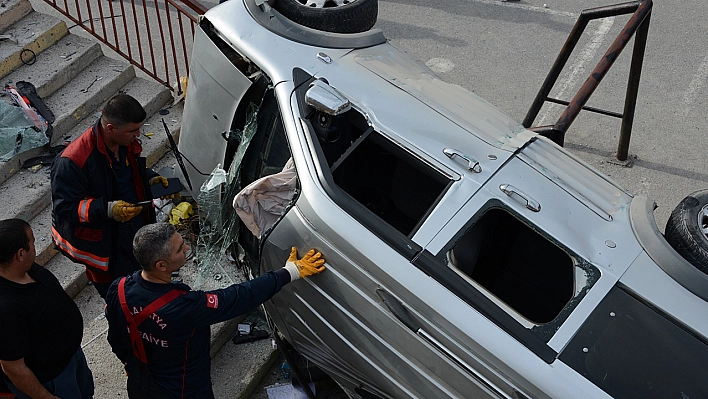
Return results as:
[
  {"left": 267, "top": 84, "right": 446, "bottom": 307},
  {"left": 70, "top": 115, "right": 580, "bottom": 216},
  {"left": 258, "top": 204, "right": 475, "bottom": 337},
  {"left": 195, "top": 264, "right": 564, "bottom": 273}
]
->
[
  {"left": 192, "top": 103, "right": 259, "bottom": 287},
  {"left": 0, "top": 101, "right": 48, "bottom": 162}
]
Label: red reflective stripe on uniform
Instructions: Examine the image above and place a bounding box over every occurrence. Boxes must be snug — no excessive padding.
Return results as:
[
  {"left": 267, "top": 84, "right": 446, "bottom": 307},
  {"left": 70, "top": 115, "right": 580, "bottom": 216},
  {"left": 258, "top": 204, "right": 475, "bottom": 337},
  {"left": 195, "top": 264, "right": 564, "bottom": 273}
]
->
[
  {"left": 0, "top": 392, "right": 17, "bottom": 399},
  {"left": 51, "top": 226, "right": 109, "bottom": 271},
  {"left": 78, "top": 199, "right": 92, "bottom": 223}
]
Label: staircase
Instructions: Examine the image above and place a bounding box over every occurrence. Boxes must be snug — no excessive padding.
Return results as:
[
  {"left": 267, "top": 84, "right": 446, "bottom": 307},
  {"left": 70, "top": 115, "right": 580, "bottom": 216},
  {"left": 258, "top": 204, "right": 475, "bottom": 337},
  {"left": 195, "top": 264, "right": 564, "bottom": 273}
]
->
[{"left": 0, "top": 0, "right": 277, "bottom": 396}]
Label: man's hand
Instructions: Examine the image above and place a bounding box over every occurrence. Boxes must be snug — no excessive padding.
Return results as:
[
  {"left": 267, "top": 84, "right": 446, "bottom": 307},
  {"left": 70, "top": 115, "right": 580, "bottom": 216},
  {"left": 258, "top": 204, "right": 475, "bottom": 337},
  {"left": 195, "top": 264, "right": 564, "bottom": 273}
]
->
[
  {"left": 149, "top": 176, "right": 180, "bottom": 199},
  {"left": 284, "top": 247, "right": 326, "bottom": 281},
  {"left": 149, "top": 176, "right": 169, "bottom": 187},
  {"left": 107, "top": 200, "right": 142, "bottom": 222}
]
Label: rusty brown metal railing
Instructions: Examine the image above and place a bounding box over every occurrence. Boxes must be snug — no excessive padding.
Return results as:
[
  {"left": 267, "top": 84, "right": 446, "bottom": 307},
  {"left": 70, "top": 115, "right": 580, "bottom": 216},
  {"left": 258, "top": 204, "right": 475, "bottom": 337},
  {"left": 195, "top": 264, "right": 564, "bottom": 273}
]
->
[
  {"left": 43, "top": 0, "right": 208, "bottom": 93},
  {"left": 523, "top": 0, "right": 653, "bottom": 163}
]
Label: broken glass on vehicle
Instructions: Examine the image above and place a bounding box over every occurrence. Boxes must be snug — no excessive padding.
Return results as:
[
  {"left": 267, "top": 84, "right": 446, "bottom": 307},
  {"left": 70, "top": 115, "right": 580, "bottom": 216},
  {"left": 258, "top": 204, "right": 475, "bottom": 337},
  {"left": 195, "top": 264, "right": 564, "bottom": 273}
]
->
[{"left": 192, "top": 104, "right": 260, "bottom": 287}]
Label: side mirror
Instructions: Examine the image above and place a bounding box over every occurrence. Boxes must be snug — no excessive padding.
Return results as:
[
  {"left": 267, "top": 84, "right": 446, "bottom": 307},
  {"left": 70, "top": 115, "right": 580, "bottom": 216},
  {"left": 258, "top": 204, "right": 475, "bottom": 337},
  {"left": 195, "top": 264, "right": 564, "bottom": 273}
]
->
[{"left": 305, "top": 80, "right": 351, "bottom": 116}]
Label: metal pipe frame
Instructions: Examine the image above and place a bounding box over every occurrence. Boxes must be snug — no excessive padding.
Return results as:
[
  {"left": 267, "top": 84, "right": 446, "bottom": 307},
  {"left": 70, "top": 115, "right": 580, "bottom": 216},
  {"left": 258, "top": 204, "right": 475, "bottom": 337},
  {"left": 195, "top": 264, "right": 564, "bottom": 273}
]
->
[{"left": 523, "top": 0, "right": 653, "bottom": 161}]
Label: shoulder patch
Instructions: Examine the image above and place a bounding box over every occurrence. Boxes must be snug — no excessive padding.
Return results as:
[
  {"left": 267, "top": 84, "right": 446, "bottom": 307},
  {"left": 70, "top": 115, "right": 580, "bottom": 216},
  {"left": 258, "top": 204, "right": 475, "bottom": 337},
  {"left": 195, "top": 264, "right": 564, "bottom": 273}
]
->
[{"left": 206, "top": 293, "right": 218, "bottom": 309}]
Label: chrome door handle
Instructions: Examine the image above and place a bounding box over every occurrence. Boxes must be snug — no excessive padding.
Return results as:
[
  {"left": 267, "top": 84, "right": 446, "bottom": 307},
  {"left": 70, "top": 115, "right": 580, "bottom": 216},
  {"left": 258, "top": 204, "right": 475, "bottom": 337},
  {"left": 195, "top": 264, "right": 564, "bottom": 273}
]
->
[
  {"left": 443, "top": 148, "right": 481, "bottom": 173},
  {"left": 499, "top": 184, "right": 541, "bottom": 212}
]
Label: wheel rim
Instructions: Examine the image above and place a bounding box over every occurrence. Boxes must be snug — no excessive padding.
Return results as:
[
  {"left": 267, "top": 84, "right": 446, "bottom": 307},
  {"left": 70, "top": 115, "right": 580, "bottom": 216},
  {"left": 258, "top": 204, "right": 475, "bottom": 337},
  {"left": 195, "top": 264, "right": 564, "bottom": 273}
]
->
[
  {"left": 700, "top": 204, "right": 708, "bottom": 239},
  {"left": 296, "top": 0, "right": 358, "bottom": 8}
]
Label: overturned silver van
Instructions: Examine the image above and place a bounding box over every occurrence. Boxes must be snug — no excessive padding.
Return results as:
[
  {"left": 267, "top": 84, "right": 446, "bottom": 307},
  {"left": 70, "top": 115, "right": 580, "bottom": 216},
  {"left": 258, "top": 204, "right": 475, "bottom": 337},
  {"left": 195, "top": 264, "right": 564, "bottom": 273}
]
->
[{"left": 177, "top": 0, "right": 708, "bottom": 397}]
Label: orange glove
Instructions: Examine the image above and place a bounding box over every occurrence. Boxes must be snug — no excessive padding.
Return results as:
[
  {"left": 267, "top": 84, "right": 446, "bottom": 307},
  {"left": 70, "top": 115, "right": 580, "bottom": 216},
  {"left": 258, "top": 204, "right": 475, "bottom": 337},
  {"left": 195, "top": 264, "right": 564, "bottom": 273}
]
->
[
  {"left": 283, "top": 247, "right": 326, "bottom": 281},
  {"left": 107, "top": 200, "right": 142, "bottom": 222}
]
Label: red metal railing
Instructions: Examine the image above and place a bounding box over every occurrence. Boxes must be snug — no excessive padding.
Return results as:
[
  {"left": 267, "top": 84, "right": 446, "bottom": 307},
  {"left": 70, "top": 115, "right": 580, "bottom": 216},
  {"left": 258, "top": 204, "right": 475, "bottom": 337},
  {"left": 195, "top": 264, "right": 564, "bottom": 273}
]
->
[{"left": 43, "top": 0, "right": 208, "bottom": 92}]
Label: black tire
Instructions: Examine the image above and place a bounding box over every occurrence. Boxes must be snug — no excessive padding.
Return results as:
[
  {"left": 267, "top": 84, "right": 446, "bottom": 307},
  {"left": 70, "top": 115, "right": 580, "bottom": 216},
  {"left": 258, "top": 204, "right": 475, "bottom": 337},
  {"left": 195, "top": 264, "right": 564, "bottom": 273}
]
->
[
  {"left": 273, "top": 0, "right": 377, "bottom": 34},
  {"left": 665, "top": 189, "right": 708, "bottom": 274}
]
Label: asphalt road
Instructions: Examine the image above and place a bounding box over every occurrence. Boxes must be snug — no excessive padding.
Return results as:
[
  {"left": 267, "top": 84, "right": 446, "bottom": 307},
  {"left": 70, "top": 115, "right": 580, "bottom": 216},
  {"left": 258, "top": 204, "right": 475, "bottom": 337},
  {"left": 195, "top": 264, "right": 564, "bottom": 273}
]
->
[{"left": 372, "top": 0, "right": 707, "bottom": 229}]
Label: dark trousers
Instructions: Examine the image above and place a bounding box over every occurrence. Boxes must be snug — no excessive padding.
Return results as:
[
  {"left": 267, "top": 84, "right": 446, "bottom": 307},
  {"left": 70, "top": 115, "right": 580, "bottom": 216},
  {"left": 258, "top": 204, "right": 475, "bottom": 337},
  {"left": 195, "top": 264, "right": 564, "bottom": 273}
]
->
[
  {"left": 126, "top": 365, "right": 215, "bottom": 399},
  {"left": 94, "top": 225, "right": 143, "bottom": 300}
]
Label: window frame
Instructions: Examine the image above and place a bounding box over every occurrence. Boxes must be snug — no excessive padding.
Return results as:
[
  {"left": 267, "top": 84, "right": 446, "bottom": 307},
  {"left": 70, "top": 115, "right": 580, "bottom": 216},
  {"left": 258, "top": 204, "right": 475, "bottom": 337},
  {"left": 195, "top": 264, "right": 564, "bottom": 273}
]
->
[{"left": 295, "top": 75, "right": 452, "bottom": 261}]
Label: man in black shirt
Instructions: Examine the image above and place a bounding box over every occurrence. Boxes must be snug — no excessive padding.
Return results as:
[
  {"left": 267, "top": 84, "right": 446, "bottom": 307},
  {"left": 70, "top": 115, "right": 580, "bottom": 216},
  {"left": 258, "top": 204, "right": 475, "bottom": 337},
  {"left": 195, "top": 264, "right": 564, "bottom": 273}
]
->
[{"left": 0, "top": 219, "right": 94, "bottom": 399}]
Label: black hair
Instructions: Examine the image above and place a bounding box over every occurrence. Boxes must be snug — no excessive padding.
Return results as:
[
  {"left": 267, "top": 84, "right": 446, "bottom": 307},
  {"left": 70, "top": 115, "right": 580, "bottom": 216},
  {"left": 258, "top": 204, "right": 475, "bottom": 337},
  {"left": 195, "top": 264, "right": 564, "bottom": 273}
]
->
[
  {"left": 0, "top": 219, "right": 30, "bottom": 265},
  {"left": 100, "top": 94, "right": 147, "bottom": 127}
]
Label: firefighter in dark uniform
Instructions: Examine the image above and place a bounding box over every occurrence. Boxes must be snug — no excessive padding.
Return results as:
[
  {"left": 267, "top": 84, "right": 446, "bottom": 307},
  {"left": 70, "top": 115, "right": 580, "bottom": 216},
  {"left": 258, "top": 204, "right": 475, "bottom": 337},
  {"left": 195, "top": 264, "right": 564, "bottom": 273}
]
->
[
  {"left": 105, "top": 223, "right": 325, "bottom": 398},
  {"left": 51, "top": 94, "right": 171, "bottom": 299}
]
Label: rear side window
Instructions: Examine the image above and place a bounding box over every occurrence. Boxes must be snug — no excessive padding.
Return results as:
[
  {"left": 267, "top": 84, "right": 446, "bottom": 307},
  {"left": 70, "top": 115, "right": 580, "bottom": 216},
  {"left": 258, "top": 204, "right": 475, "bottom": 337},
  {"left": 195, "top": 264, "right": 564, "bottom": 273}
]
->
[
  {"left": 438, "top": 201, "right": 600, "bottom": 342},
  {"left": 560, "top": 287, "right": 708, "bottom": 399},
  {"left": 448, "top": 208, "right": 574, "bottom": 324}
]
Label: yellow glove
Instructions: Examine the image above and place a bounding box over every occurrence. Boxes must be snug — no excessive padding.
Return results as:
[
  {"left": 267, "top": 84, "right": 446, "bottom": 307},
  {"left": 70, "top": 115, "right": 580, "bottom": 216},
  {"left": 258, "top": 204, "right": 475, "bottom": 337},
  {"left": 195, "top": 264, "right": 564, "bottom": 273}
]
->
[
  {"left": 107, "top": 200, "right": 143, "bottom": 222},
  {"left": 284, "top": 247, "right": 326, "bottom": 281},
  {"left": 149, "top": 176, "right": 169, "bottom": 187}
]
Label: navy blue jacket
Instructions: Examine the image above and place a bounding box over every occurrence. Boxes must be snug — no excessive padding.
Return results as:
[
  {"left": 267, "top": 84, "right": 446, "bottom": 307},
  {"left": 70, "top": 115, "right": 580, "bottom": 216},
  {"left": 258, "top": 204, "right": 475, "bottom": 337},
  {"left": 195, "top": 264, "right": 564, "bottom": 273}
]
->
[
  {"left": 105, "top": 269, "right": 291, "bottom": 398},
  {"left": 51, "top": 120, "right": 155, "bottom": 283}
]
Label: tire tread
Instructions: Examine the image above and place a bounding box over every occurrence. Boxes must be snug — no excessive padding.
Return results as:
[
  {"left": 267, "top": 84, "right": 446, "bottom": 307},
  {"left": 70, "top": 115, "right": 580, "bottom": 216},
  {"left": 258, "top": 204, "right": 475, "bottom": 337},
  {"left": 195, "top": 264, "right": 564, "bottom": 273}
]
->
[
  {"left": 665, "top": 190, "right": 708, "bottom": 274},
  {"left": 274, "top": 0, "right": 378, "bottom": 34}
]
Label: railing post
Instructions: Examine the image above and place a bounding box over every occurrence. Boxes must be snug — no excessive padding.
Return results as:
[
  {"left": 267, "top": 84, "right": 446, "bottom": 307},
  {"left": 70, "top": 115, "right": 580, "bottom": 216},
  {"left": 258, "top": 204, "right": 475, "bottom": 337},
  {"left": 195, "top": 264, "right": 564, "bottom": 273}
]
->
[
  {"left": 524, "top": 0, "right": 653, "bottom": 161},
  {"left": 522, "top": 17, "right": 590, "bottom": 128},
  {"left": 553, "top": 0, "right": 653, "bottom": 139},
  {"left": 617, "top": 10, "right": 651, "bottom": 162}
]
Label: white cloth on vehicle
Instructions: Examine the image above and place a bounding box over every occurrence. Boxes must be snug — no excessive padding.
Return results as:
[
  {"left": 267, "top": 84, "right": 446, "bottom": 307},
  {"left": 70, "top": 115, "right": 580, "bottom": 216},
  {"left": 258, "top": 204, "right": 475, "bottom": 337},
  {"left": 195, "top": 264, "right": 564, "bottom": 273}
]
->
[{"left": 233, "top": 158, "right": 296, "bottom": 239}]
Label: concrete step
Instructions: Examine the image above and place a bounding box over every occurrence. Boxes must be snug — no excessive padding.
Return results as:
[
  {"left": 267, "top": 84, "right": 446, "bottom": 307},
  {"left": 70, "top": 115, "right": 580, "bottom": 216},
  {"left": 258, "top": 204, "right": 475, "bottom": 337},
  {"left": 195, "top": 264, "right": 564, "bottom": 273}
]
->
[
  {"left": 211, "top": 316, "right": 278, "bottom": 398},
  {"left": 45, "top": 55, "right": 135, "bottom": 143},
  {"left": 0, "top": 0, "right": 33, "bottom": 32},
  {"left": 3, "top": 33, "right": 103, "bottom": 99},
  {"left": 28, "top": 206, "right": 54, "bottom": 265},
  {"left": 0, "top": 76, "right": 174, "bottom": 225},
  {"left": 0, "top": 10, "right": 68, "bottom": 79}
]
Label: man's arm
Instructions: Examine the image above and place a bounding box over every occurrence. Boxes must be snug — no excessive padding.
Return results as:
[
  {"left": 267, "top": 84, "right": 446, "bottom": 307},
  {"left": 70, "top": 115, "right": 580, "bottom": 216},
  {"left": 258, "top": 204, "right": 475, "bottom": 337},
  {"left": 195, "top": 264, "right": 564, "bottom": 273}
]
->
[
  {"left": 0, "top": 358, "right": 59, "bottom": 399},
  {"left": 190, "top": 248, "right": 326, "bottom": 327},
  {"left": 51, "top": 156, "right": 110, "bottom": 224}
]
